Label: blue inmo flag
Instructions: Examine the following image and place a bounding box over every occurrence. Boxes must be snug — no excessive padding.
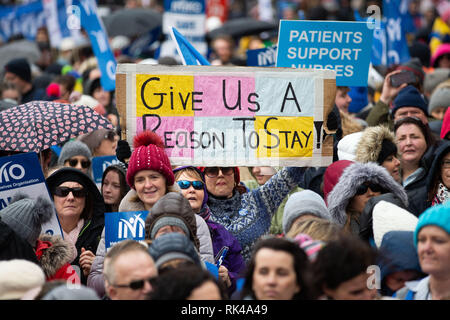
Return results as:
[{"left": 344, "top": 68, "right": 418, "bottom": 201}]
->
[{"left": 170, "top": 27, "right": 210, "bottom": 66}]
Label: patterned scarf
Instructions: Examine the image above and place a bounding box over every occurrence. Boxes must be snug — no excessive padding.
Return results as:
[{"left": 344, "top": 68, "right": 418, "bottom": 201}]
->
[
  {"left": 432, "top": 182, "right": 450, "bottom": 206},
  {"left": 198, "top": 204, "right": 211, "bottom": 221}
]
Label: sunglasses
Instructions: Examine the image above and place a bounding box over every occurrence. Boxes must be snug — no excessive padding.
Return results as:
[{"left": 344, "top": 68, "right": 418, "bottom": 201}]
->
[
  {"left": 355, "top": 183, "right": 384, "bottom": 195},
  {"left": 204, "top": 167, "right": 234, "bottom": 178},
  {"left": 65, "top": 158, "right": 91, "bottom": 169},
  {"left": 54, "top": 186, "right": 87, "bottom": 198},
  {"left": 177, "top": 180, "right": 204, "bottom": 190},
  {"left": 113, "top": 277, "right": 155, "bottom": 290}
]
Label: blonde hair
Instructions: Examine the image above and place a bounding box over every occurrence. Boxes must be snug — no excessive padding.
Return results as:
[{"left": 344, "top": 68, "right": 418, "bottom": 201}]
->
[{"left": 285, "top": 217, "right": 343, "bottom": 242}]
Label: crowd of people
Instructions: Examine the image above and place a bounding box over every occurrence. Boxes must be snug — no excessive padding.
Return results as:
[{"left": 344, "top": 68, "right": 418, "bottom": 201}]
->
[{"left": 0, "top": 0, "right": 450, "bottom": 301}]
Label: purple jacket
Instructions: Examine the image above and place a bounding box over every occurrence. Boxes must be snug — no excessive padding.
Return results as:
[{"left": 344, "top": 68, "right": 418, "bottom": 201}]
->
[{"left": 201, "top": 205, "right": 246, "bottom": 295}]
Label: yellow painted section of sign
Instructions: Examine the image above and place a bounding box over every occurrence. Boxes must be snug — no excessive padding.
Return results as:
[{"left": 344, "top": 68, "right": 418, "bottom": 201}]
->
[
  {"left": 254, "top": 116, "right": 314, "bottom": 158},
  {"left": 136, "top": 74, "right": 195, "bottom": 117}
]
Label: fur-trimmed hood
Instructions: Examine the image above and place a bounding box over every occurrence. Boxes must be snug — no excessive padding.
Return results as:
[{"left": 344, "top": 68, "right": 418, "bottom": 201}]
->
[
  {"left": 355, "top": 125, "right": 396, "bottom": 164},
  {"left": 327, "top": 162, "right": 408, "bottom": 226},
  {"left": 36, "top": 234, "right": 75, "bottom": 278}
]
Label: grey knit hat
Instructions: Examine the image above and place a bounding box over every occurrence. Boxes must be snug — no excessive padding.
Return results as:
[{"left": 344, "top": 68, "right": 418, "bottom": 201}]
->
[
  {"left": 424, "top": 68, "right": 450, "bottom": 95},
  {"left": 150, "top": 216, "right": 190, "bottom": 239},
  {"left": 57, "top": 140, "right": 92, "bottom": 166},
  {"left": 148, "top": 232, "right": 202, "bottom": 269},
  {"left": 42, "top": 285, "right": 100, "bottom": 300},
  {"left": 428, "top": 87, "right": 450, "bottom": 115},
  {"left": 282, "top": 190, "right": 331, "bottom": 234},
  {"left": 0, "top": 193, "right": 53, "bottom": 247}
]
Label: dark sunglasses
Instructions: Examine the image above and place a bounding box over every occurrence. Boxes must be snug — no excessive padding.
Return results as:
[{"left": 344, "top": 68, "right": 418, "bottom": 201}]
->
[
  {"left": 204, "top": 167, "right": 234, "bottom": 178},
  {"left": 355, "top": 183, "right": 384, "bottom": 195},
  {"left": 177, "top": 180, "right": 204, "bottom": 190},
  {"left": 65, "top": 158, "right": 91, "bottom": 169},
  {"left": 54, "top": 186, "right": 87, "bottom": 198},
  {"left": 113, "top": 277, "right": 155, "bottom": 290}
]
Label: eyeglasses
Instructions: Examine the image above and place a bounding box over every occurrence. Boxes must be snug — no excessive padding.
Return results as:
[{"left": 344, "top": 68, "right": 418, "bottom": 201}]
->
[
  {"left": 113, "top": 277, "right": 155, "bottom": 290},
  {"left": 65, "top": 158, "right": 91, "bottom": 169},
  {"left": 177, "top": 180, "right": 204, "bottom": 190},
  {"left": 54, "top": 186, "right": 87, "bottom": 198},
  {"left": 204, "top": 167, "right": 234, "bottom": 178},
  {"left": 355, "top": 183, "right": 384, "bottom": 195}
]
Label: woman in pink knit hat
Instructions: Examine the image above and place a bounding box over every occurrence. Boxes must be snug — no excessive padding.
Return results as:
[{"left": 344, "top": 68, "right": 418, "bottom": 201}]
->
[{"left": 86, "top": 130, "right": 214, "bottom": 297}]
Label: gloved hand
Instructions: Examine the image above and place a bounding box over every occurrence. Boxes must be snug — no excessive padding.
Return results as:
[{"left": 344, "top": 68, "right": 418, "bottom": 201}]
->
[{"left": 116, "top": 139, "right": 131, "bottom": 166}]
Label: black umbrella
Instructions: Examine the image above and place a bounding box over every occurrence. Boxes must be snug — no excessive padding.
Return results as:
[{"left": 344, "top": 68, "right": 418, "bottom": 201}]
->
[
  {"left": 0, "top": 40, "right": 41, "bottom": 71},
  {"left": 103, "top": 8, "right": 162, "bottom": 38},
  {"left": 206, "top": 17, "right": 278, "bottom": 40}
]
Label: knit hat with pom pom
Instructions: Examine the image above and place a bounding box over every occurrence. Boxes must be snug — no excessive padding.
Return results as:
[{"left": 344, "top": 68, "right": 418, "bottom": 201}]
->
[
  {"left": 0, "top": 193, "right": 53, "bottom": 247},
  {"left": 126, "top": 130, "right": 174, "bottom": 188}
]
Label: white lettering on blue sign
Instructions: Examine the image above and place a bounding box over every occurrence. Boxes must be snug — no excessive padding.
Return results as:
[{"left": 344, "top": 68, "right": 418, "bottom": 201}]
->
[
  {"left": 170, "top": 1, "right": 202, "bottom": 13},
  {"left": 0, "top": 162, "right": 26, "bottom": 183},
  {"left": 118, "top": 214, "right": 146, "bottom": 238}
]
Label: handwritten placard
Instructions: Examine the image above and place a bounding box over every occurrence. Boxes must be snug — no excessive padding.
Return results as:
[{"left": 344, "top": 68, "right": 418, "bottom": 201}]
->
[{"left": 116, "top": 65, "right": 336, "bottom": 167}]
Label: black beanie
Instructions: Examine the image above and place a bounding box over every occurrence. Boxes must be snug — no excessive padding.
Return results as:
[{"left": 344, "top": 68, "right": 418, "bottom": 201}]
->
[
  {"left": 392, "top": 85, "right": 428, "bottom": 117},
  {"left": 377, "top": 139, "right": 398, "bottom": 164},
  {"left": 4, "top": 58, "right": 31, "bottom": 82}
]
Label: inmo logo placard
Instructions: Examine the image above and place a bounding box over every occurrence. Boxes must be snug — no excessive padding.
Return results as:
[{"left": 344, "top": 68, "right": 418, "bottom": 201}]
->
[
  {"left": 0, "top": 162, "right": 25, "bottom": 183},
  {"left": 118, "top": 213, "right": 146, "bottom": 239}
]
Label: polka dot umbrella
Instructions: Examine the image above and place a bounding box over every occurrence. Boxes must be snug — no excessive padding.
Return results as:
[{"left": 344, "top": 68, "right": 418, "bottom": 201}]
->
[{"left": 0, "top": 101, "right": 114, "bottom": 153}]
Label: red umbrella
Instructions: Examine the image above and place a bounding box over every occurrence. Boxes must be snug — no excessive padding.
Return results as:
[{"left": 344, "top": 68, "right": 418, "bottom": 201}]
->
[{"left": 0, "top": 101, "right": 114, "bottom": 153}]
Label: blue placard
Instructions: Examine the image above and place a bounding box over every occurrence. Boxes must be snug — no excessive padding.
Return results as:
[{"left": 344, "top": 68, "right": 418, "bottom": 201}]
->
[
  {"left": 72, "top": 0, "right": 117, "bottom": 91},
  {"left": 104, "top": 211, "right": 149, "bottom": 250},
  {"left": 276, "top": 20, "right": 374, "bottom": 87},
  {"left": 247, "top": 45, "right": 277, "bottom": 67},
  {"left": 353, "top": 3, "right": 410, "bottom": 67},
  {"left": 159, "top": 0, "right": 207, "bottom": 61},
  {"left": 92, "top": 155, "right": 120, "bottom": 189},
  {"left": 0, "top": 152, "right": 63, "bottom": 237},
  {"left": 0, "top": 0, "right": 73, "bottom": 43}
]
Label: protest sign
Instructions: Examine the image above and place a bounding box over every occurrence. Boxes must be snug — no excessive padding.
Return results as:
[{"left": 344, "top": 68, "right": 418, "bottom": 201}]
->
[
  {"left": 354, "top": 3, "right": 410, "bottom": 67},
  {"left": 0, "top": 152, "right": 62, "bottom": 237},
  {"left": 0, "top": 0, "right": 82, "bottom": 47},
  {"left": 159, "top": 0, "right": 207, "bottom": 62},
  {"left": 116, "top": 64, "right": 336, "bottom": 167},
  {"left": 92, "top": 155, "right": 121, "bottom": 190},
  {"left": 104, "top": 211, "right": 149, "bottom": 251},
  {"left": 73, "top": 0, "right": 117, "bottom": 91},
  {"left": 276, "top": 20, "right": 373, "bottom": 87},
  {"left": 247, "top": 45, "right": 277, "bottom": 67}
]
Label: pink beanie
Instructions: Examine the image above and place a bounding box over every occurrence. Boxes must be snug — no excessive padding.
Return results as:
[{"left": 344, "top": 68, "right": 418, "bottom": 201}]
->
[
  {"left": 126, "top": 131, "right": 174, "bottom": 188},
  {"left": 322, "top": 160, "right": 354, "bottom": 205}
]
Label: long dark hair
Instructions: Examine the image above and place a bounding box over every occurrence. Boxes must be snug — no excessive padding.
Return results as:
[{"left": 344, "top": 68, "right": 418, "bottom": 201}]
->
[
  {"left": 427, "top": 142, "right": 450, "bottom": 202},
  {"left": 101, "top": 164, "right": 130, "bottom": 211},
  {"left": 312, "top": 234, "right": 377, "bottom": 298},
  {"left": 240, "top": 237, "right": 317, "bottom": 300}
]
